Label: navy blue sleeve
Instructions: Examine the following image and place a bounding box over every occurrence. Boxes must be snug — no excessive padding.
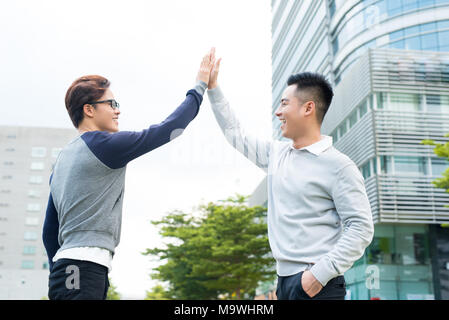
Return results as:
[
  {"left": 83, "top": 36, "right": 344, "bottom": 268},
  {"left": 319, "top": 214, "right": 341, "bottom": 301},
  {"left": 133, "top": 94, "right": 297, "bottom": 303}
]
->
[
  {"left": 42, "top": 192, "right": 60, "bottom": 272},
  {"left": 81, "top": 89, "right": 202, "bottom": 169}
]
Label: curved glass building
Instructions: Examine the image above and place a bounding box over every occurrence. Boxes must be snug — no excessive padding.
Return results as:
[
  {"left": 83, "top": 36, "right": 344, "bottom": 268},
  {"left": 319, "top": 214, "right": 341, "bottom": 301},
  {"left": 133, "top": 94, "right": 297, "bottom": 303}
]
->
[{"left": 253, "top": 0, "right": 449, "bottom": 300}]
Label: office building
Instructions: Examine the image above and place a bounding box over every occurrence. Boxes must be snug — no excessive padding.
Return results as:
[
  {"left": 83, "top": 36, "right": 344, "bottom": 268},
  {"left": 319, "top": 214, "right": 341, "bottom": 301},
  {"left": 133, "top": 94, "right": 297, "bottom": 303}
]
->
[{"left": 0, "top": 126, "right": 77, "bottom": 299}]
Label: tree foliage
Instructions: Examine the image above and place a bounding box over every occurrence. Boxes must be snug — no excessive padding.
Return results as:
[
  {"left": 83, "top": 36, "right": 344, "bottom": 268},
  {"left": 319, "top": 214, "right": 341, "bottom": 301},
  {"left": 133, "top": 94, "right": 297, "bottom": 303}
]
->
[
  {"left": 422, "top": 133, "right": 449, "bottom": 193},
  {"left": 106, "top": 277, "right": 121, "bottom": 300},
  {"left": 143, "top": 195, "right": 275, "bottom": 300},
  {"left": 145, "top": 284, "right": 170, "bottom": 300}
]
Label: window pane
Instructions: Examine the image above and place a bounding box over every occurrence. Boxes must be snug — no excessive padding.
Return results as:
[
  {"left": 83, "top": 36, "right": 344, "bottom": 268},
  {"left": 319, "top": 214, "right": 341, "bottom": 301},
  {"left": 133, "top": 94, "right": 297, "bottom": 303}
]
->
[
  {"left": 30, "top": 162, "right": 45, "bottom": 171},
  {"left": 21, "top": 260, "right": 34, "bottom": 269},
  {"left": 403, "top": 0, "right": 419, "bottom": 11},
  {"left": 349, "top": 110, "right": 358, "bottom": 128},
  {"left": 31, "top": 147, "right": 46, "bottom": 158},
  {"left": 438, "top": 20, "right": 449, "bottom": 29},
  {"left": 27, "top": 203, "right": 41, "bottom": 212},
  {"left": 390, "top": 29, "right": 404, "bottom": 40},
  {"left": 387, "top": 0, "right": 403, "bottom": 16},
  {"left": 405, "top": 36, "right": 421, "bottom": 50},
  {"left": 29, "top": 176, "right": 43, "bottom": 184},
  {"left": 24, "top": 232, "right": 38, "bottom": 240},
  {"left": 441, "top": 96, "right": 449, "bottom": 113},
  {"left": 359, "top": 100, "right": 368, "bottom": 116},
  {"left": 418, "top": 0, "right": 435, "bottom": 8},
  {"left": 25, "top": 217, "right": 39, "bottom": 226},
  {"left": 438, "top": 30, "right": 449, "bottom": 47},
  {"left": 23, "top": 246, "right": 36, "bottom": 255},
  {"left": 389, "top": 93, "right": 421, "bottom": 111},
  {"left": 339, "top": 122, "right": 347, "bottom": 137},
  {"left": 27, "top": 190, "right": 41, "bottom": 198},
  {"left": 421, "top": 32, "right": 438, "bottom": 50},
  {"left": 405, "top": 25, "right": 420, "bottom": 36},
  {"left": 394, "top": 156, "right": 427, "bottom": 175},
  {"left": 420, "top": 22, "right": 436, "bottom": 32},
  {"left": 426, "top": 94, "right": 441, "bottom": 112},
  {"left": 362, "top": 162, "right": 371, "bottom": 179},
  {"left": 380, "top": 156, "right": 392, "bottom": 173},
  {"left": 431, "top": 158, "right": 449, "bottom": 176},
  {"left": 390, "top": 40, "right": 405, "bottom": 49}
]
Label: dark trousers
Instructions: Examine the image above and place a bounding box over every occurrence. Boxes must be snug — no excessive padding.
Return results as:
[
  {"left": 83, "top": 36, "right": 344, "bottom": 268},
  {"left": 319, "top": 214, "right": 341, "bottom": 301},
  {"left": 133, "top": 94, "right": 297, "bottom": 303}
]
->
[
  {"left": 48, "top": 258, "right": 109, "bottom": 300},
  {"left": 276, "top": 271, "right": 346, "bottom": 300}
]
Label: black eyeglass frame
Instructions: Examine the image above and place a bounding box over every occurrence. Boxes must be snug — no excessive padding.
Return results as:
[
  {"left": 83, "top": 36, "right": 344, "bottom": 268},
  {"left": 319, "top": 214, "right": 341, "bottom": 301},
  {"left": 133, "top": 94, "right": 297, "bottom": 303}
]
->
[{"left": 89, "top": 99, "right": 120, "bottom": 109}]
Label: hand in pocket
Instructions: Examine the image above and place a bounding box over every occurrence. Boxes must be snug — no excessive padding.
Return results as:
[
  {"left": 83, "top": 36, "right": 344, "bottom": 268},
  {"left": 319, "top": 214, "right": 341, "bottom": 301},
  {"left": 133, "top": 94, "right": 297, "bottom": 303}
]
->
[{"left": 301, "top": 270, "right": 323, "bottom": 298}]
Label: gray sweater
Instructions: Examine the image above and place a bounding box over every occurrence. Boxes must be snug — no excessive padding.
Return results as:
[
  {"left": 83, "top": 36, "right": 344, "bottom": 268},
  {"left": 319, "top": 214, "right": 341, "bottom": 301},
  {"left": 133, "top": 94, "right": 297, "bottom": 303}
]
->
[
  {"left": 207, "top": 86, "right": 374, "bottom": 286},
  {"left": 43, "top": 84, "right": 206, "bottom": 269}
]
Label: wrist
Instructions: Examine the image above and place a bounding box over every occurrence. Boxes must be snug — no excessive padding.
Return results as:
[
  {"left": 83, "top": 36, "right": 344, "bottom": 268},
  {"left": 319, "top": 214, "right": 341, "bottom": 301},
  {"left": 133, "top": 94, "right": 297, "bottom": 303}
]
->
[{"left": 208, "top": 82, "right": 218, "bottom": 90}]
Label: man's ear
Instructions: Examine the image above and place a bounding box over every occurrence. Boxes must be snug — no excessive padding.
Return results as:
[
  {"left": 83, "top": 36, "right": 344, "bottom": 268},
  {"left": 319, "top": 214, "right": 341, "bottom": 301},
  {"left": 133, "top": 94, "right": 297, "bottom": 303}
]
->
[
  {"left": 83, "top": 104, "right": 95, "bottom": 118},
  {"left": 304, "top": 101, "right": 315, "bottom": 116}
]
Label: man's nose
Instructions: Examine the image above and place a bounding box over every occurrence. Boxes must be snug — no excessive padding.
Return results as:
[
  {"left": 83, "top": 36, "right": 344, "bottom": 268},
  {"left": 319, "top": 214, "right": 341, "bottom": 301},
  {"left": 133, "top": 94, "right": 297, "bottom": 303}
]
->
[{"left": 275, "top": 106, "right": 282, "bottom": 117}]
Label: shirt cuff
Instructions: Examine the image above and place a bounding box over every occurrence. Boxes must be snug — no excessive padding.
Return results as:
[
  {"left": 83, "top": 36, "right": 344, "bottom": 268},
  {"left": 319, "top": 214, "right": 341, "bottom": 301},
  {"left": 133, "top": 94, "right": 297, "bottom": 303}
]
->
[
  {"left": 194, "top": 80, "right": 208, "bottom": 96},
  {"left": 207, "top": 85, "right": 225, "bottom": 104},
  {"left": 309, "top": 257, "right": 338, "bottom": 287}
]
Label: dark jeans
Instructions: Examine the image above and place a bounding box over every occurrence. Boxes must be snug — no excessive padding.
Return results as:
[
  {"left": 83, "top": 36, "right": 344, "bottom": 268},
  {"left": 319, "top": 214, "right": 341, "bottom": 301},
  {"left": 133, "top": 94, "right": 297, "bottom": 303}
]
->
[
  {"left": 48, "top": 258, "right": 109, "bottom": 300},
  {"left": 276, "top": 271, "right": 346, "bottom": 300}
]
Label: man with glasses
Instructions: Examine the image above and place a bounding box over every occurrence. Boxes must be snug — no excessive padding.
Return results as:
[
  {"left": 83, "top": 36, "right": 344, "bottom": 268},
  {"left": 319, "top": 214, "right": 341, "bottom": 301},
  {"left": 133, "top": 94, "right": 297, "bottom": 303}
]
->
[{"left": 42, "top": 49, "right": 216, "bottom": 300}]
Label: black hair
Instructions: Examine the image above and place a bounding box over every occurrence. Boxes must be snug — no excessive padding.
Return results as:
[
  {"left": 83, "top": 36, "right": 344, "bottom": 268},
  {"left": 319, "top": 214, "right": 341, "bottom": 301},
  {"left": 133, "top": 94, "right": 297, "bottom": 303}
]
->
[{"left": 287, "top": 72, "right": 334, "bottom": 124}]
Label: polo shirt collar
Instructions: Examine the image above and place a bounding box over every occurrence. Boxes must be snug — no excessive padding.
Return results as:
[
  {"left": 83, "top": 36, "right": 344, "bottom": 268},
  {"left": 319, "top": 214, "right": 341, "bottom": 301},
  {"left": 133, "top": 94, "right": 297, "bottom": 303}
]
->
[{"left": 290, "top": 135, "right": 333, "bottom": 156}]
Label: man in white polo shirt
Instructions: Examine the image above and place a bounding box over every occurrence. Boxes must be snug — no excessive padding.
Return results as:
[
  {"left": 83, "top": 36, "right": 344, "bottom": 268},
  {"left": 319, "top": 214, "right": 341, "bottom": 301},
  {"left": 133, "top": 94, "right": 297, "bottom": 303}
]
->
[{"left": 206, "top": 54, "right": 374, "bottom": 300}]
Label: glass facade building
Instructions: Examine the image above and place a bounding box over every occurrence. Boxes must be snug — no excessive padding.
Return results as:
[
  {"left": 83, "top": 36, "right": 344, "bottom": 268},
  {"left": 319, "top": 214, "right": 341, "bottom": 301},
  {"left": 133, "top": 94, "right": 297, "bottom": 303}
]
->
[{"left": 254, "top": 0, "right": 449, "bottom": 300}]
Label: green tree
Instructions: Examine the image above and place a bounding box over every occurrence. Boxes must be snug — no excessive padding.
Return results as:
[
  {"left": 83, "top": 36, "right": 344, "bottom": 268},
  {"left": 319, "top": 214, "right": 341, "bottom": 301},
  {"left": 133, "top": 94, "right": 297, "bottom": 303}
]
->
[
  {"left": 106, "top": 277, "right": 121, "bottom": 300},
  {"left": 422, "top": 134, "right": 449, "bottom": 227},
  {"left": 143, "top": 195, "right": 275, "bottom": 300},
  {"left": 422, "top": 133, "right": 449, "bottom": 194},
  {"left": 145, "top": 284, "right": 170, "bottom": 300}
]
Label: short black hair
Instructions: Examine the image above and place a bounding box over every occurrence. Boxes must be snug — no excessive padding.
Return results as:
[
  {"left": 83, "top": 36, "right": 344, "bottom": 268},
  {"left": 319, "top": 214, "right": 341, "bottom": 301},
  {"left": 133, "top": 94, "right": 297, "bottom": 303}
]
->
[{"left": 287, "top": 72, "right": 333, "bottom": 124}]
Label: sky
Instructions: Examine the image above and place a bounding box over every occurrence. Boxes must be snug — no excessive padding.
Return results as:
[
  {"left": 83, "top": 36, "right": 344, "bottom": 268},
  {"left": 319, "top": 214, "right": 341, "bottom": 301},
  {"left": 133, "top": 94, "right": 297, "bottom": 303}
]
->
[{"left": 0, "top": 0, "right": 273, "bottom": 299}]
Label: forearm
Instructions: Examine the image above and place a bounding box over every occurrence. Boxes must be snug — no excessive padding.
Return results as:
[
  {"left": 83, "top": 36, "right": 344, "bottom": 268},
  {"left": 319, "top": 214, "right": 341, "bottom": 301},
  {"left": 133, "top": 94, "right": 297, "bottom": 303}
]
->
[
  {"left": 42, "top": 193, "right": 60, "bottom": 271},
  {"left": 310, "top": 217, "right": 374, "bottom": 286},
  {"left": 207, "top": 86, "right": 271, "bottom": 169},
  {"left": 82, "top": 82, "right": 207, "bottom": 169}
]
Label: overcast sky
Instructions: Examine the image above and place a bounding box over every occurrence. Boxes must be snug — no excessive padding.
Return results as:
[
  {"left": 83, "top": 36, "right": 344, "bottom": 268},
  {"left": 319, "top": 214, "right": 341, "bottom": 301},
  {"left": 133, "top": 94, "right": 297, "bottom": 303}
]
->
[{"left": 0, "top": 0, "right": 273, "bottom": 298}]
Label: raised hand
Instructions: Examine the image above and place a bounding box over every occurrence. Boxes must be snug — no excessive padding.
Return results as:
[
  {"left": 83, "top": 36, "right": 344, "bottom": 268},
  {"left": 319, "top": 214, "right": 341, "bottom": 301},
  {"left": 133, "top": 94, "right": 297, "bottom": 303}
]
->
[
  {"left": 208, "top": 48, "right": 221, "bottom": 89},
  {"left": 196, "top": 47, "right": 215, "bottom": 85}
]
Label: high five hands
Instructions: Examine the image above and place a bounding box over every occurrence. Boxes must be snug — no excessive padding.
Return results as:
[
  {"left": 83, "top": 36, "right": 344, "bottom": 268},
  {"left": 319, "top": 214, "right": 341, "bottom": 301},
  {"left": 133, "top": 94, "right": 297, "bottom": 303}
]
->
[{"left": 196, "top": 47, "right": 222, "bottom": 90}]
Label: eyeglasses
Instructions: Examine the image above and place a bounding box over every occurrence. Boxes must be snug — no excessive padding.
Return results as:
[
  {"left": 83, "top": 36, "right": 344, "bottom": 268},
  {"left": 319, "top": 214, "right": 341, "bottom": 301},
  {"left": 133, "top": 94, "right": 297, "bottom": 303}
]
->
[{"left": 89, "top": 99, "right": 120, "bottom": 110}]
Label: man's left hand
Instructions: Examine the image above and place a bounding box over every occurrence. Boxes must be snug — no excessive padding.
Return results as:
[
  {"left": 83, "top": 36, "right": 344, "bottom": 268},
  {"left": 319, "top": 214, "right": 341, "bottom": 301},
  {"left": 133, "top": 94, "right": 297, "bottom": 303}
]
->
[{"left": 301, "top": 270, "right": 323, "bottom": 298}]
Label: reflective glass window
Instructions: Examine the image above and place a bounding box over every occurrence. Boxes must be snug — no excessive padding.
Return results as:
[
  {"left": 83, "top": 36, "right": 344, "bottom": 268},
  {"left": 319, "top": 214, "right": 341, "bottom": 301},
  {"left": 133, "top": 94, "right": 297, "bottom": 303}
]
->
[
  {"left": 420, "top": 22, "right": 436, "bottom": 32},
  {"left": 391, "top": 40, "right": 405, "bottom": 49},
  {"left": 404, "top": 25, "right": 420, "bottom": 36},
  {"left": 359, "top": 100, "right": 368, "bottom": 116},
  {"left": 349, "top": 109, "right": 358, "bottom": 128},
  {"left": 438, "top": 20, "right": 449, "bottom": 29},
  {"left": 405, "top": 36, "right": 421, "bottom": 50},
  {"left": 389, "top": 93, "right": 421, "bottom": 111},
  {"left": 438, "top": 30, "right": 449, "bottom": 47},
  {"left": 431, "top": 158, "right": 449, "bottom": 176},
  {"left": 403, "top": 0, "right": 419, "bottom": 11},
  {"left": 380, "top": 156, "right": 392, "bottom": 173},
  {"left": 387, "top": 0, "right": 403, "bottom": 16},
  {"left": 390, "top": 29, "right": 404, "bottom": 40},
  {"left": 394, "top": 156, "right": 428, "bottom": 175},
  {"left": 421, "top": 32, "right": 438, "bottom": 50},
  {"left": 418, "top": 0, "right": 435, "bottom": 7}
]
